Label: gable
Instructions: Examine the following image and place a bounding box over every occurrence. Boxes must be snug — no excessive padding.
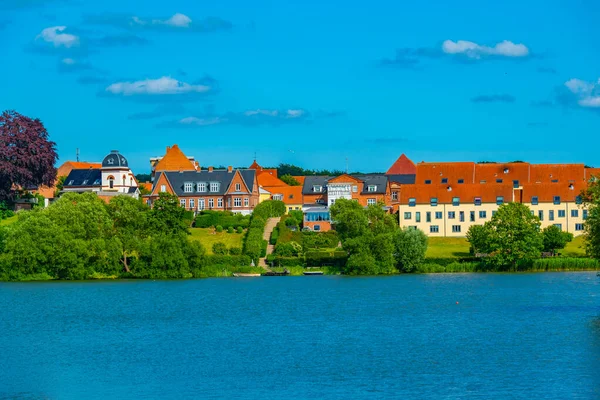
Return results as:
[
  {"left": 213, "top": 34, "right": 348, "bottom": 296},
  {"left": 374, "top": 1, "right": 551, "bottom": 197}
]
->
[
  {"left": 328, "top": 174, "right": 363, "bottom": 184},
  {"left": 150, "top": 172, "right": 175, "bottom": 196}
]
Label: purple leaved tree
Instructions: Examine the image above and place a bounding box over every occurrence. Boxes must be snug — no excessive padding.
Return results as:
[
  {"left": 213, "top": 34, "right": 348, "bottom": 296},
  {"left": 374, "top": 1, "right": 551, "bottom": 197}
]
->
[{"left": 0, "top": 110, "right": 58, "bottom": 200}]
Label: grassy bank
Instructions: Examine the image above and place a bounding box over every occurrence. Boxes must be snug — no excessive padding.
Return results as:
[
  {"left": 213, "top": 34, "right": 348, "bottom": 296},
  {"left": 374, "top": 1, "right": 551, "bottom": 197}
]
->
[
  {"left": 0, "top": 215, "right": 17, "bottom": 227},
  {"left": 189, "top": 228, "right": 245, "bottom": 254}
]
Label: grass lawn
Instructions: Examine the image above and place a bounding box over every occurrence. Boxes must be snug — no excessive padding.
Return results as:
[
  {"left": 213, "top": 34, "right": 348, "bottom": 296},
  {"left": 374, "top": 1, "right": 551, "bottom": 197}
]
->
[
  {"left": 189, "top": 228, "right": 245, "bottom": 254},
  {"left": 563, "top": 235, "right": 586, "bottom": 257},
  {"left": 0, "top": 215, "right": 18, "bottom": 227},
  {"left": 426, "top": 237, "right": 471, "bottom": 259}
]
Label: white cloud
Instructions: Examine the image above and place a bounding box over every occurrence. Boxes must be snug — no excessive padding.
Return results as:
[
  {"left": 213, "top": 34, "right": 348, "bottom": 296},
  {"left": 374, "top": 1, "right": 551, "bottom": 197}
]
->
[
  {"left": 179, "top": 117, "right": 224, "bottom": 126},
  {"left": 61, "top": 57, "right": 76, "bottom": 65},
  {"left": 564, "top": 78, "right": 600, "bottom": 108},
  {"left": 37, "top": 26, "right": 79, "bottom": 47},
  {"left": 105, "top": 76, "right": 211, "bottom": 96},
  {"left": 131, "top": 13, "right": 192, "bottom": 28},
  {"left": 442, "top": 40, "right": 529, "bottom": 59}
]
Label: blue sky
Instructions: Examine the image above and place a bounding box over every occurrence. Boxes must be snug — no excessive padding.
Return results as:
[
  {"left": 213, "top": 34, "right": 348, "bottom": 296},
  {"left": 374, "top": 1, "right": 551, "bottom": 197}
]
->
[{"left": 1, "top": 0, "right": 600, "bottom": 174}]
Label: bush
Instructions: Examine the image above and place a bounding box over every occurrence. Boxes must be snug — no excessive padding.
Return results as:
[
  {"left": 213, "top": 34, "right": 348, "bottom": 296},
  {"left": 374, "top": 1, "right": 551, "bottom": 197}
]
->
[
  {"left": 270, "top": 227, "right": 279, "bottom": 245},
  {"left": 302, "top": 231, "right": 339, "bottom": 249},
  {"left": 205, "top": 254, "right": 252, "bottom": 268},
  {"left": 227, "top": 226, "right": 234, "bottom": 234},
  {"left": 275, "top": 241, "right": 302, "bottom": 257},
  {"left": 531, "top": 257, "right": 600, "bottom": 271},
  {"left": 229, "top": 247, "right": 242, "bottom": 255},
  {"left": 212, "top": 242, "right": 228, "bottom": 255},
  {"left": 216, "top": 225, "right": 223, "bottom": 232},
  {"left": 261, "top": 240, "right": 268, "bottom": 257},
  {"left": 194, "top": 210, "right": 250, "bottom": 229},
  {"left": 252, "top": 200, "right": 286, "bottom": 219},
  {"left": 236, "top": 226, "right": 243, "bottom": 234},
  {"left": 414, "top": 263, "right": 445, "bottom": 273},
  {"left": 265, "top": 255, "right": 305, "bottom": 267},
  {"left": 305, "top": 251, "right": 348, "bottom": 267},
  {"left": 243, "top": 217, "right": 266, "bottom": 261}
]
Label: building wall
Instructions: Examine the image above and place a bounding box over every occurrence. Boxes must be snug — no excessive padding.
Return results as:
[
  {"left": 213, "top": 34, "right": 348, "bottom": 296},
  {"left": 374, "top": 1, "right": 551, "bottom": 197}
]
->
[{"left": 304, "top": 221, "right": 331, "bottom": 232}]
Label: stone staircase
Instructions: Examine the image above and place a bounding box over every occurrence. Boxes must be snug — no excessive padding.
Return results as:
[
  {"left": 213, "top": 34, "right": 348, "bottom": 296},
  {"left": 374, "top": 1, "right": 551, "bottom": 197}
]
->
[{"left": 259, "top": 217, "right": 280, "bottom": 270}]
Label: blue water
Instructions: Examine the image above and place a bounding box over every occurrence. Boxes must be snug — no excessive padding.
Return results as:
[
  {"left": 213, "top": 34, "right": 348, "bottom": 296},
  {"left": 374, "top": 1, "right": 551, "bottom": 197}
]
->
[{"left": 1, "top": 273, "right": 600, "bottom": 399}]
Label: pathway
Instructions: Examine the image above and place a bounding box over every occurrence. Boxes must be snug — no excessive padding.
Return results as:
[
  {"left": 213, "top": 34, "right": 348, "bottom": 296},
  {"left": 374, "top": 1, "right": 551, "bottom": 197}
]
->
[{"left": 259, "top": 217, "right": 280, "bottom": 270}]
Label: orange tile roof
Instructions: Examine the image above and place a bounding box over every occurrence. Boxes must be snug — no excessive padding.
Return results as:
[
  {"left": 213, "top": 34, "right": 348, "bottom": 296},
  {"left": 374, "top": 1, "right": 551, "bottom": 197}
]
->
[
  {"left": 386, "top": 154, "right": 416, "bottom": 175},
  {"left": 400, "top": 183, "right": 514, "bottom": 204},
  {"left": 57, "top": 161, "right": 101, "bottom": 178},
  {"left": 264, "top": 185, "right": 303, "bottom": 205},
  {"left": 415, "top": 162, "right": 475, "bottom": 185},
  {"left": 529, "top": 164, "right": 585, "bottom": 183},
  {"left": 585, "top": 168, "right": 600, "bottom": 180},
  {"left": 153, "top": 144, "right": 196, "bottom": 172},
  {"left": 257, "top": 170, "right": 287, "bottom": 187},
  {"left": 292, "top": 176, "right": 306, "bottom": 185},
  {"left": 474, "top": 162, "right": 531, "bottom": 184},
  {"left": 521, "top": 182, "right": 587, "bottom": 203},
  {"left": 139, "top": 182, "right": 152, "bottom": 192},
  {"left": 249, "top": 160, "right": 262, "bottom": 170}
]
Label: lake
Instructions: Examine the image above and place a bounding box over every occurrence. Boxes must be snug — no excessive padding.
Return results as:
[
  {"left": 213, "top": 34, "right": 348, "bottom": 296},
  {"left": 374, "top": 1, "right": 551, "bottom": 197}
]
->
[{"left": 1, "top": 273, "right": 600, "bottom": 399}]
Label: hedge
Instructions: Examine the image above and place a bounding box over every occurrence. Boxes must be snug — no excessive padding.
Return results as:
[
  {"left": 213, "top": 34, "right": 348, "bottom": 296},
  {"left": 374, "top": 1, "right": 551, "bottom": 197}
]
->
[
  {"left": 206, "top": 255, "right": 252, "bottom": 267},
  {"left": 302, "top": 231, "right": 339, "bottom": 249},
  {"left": 265, "top": 255, "right": 306, "bottom": 267},
  {"left": 305, "top": 251, "right": 348, "bottom": 267},
  {"left": 194, "top": 211, "right": 250, "bottom": 229},
  {"left": 243, "top": 216, "right": 266, "bottom": 261}
]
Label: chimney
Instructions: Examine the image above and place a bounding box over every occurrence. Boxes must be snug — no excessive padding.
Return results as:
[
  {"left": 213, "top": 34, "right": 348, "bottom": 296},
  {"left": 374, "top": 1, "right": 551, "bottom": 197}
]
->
[
  {"left": 227, "top": 166, "right": 233, "bottom": 173},
  {"left": 209, "top": 166, "right": 214, "bottom": 172}
]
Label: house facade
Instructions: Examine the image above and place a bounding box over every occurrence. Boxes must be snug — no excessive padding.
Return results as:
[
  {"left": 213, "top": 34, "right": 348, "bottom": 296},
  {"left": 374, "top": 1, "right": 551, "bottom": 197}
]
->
[
  {"left": 61, "top": 150, "right": 140, "bottom": 201},
  {"left": 145, "top": 166, "right": 259, "bottom": 215}
]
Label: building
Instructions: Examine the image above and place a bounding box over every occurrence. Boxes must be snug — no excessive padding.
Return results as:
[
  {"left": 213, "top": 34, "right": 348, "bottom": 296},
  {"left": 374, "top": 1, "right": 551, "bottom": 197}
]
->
[
  {"left": 33, "top": 161, "right": 102, "bottom": 199},
  {"left": 150, "top": 144, "right": 198, "bottom": 180},
  {"left": 301, "top": 174, "right": 392, "bottom": 231},
  {"left": 146, "top": 166, "right": 259, "bottom": 215},
  {"left": 393, "top": 158, "right": 600, "bottom": 237},
  {"left": 62, "top": 150, "right": 140, "bottom": 201},
  {"left": 249, "top": 159, "right": 304, "bottom": 211}
]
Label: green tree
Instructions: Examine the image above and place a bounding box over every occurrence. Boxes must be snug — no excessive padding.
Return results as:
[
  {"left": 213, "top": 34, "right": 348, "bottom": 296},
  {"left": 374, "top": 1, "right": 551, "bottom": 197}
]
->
[
  {"left": 583, "top": 179, "right": 600, "bottom": 258},
  {"left": 150, "top": 192, "right": 189, "bottom": 235},
  {"left": 393, "top": 228, "right": 428, "bottom": 272},
  {"left": 329, "top": 199, "right": 369, "bottom": 240},
  {"left": 484, "top": 203, "right": 543, "bottom": 269},
  {"left": 54, "top": 175, "right": 67, "bottom": 197},
  {"left": 542, "top": 225, "right": 573, "bottom": 254},
  {"left": 212, "top": 242, "right": 228, "bottom": 255},
  {"left": 466, "top": 224, "right": 492, "bottom": 254},
  {"left": 280, "top": 174, "right": 301, "bottom": 186}
]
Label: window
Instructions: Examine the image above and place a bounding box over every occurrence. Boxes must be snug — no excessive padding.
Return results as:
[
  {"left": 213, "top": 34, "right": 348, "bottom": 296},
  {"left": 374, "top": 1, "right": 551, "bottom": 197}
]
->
[
  {"left": 273, "top": 194, "right": 283, "bottom": 201},
  {"left": 576, "top": 196, "right": 582, "bottom": 205},
  {"left": 452, "top": 197, "right": 460, "bottom": 206},
  {"left": 496, "top": 196, "right": 504, "bottom": 205},
  {"left": 531, "top": 196, "right": 538, "bottom": 205},
  {"left": 367, "top": 198, "right": 376, "bottom": 205},
  {"left": 352, "top": 185, "right": 358, "bottom": 193},
  {"left": 82, "top": 180, "right": 88, "bottom": 185},
  {"left": 408, "top": 198, "right": 416, "bottom": 207},
  {"left": 210, "top": 182, "right": 219, "bottom": 192},
  {"left": 197, "top": 182, "right": 206, "bottom": 192},
  {"left": 549, "top": 210, "right": 554, "bottom": 221},
  {"left": 452, "top": 225, "right": 461, "bottom": 233},
  {"left": 67, "top": 180, "right": 75, "bottom": 185},
  {"left": 244, "top": 198, "right": 249, "bottom": 207},
  {"left": 435, "top": 212, "right": 443, "bottom": 219},
  {"left": 180, "top": 199, "right": 186, "bottom": 208},
  {"left": 424, "top": 180, "right": 432, "bottom": 184},
  {"left": 313, "top": 185, "right": 322, "bottom": 193},
  {"left": 426, "top": 212, "right": 431, "bottom": 222},
  {"left": 558, "top": 210, "right": 565, "bottom": 218},
  {"left": 314, "top": 225, "right": 321, "bottom": 231},
  {"left": 448, "top": 211, "right": 455, "bottom": 219},
  {"left": 234, "top": 197, "right": 242, "bottom": 207},
  {"left": 235, "top": 183, "right": 241, "bottom": 192},
  {"left": 430, "top": 198, "right": 438, "bottom": 207},
  {"left": 218, "top": 198, "right": 223, "bottom": 208},
  {"left": 496, "top": 179, "right": 503, "bottom": 183},
  {"left": 227, "top": 198, "right": 231, "bottom": 207},
  {"left": 459, "top": 211, "right": 465, "bottom": 222},
  {"left": 392, "top": 191, "right": 398, "bottom": 201},
  {"left": 553, "top": 196, "right": 561, "bottom": 205},
  {"left": 479, "top": 211, "right": 487, "bottom": 219},
  {"left": 184, "top": 182, "right": 193, "bottom": 193},
  {"left": 189, "top": 199, "right": 195, "bottom": 209},
  {"left": 430, "top": 225, "right": 439, "bottom": 233},
  {"left": 513, "top": 180, "right": 519, "bottom": 188},
  {"left": 209, "top": 198, "right": 214, "bottom": 208},
  {"left": 571, "top": 209, "right": 578, "bottom": 218},
  {"left": 368, "top": 185, "right": 377, "bottom": 192},
  {"left": 554, "top": 223, "right": 562, "bottom": 230},
  {"left": 93, "top": 179, "right": 101, "bottom": 185},
  {"left": 551, "top": 179, "right": 558, "bottom": 183},
  {"left": 458, "top": 179, "right": 464, "bottom": 184},
  {"left": 538, "top": 210, "right": 543, "bottom": 221},
  {"left": 576, "top": 223, "right": 584, "bottom": 231},
  {"left": 416, "top": 212, "right": 421, "bottom": 223},
  {"left": 470, "top": 211, "right": 475, "bottom": 222},
  {"left": 109, "top": 178, "right": 114, "bottom": 189},
  {"left": 584, "top": 210, "right": 588, "bottom": 220},
  {"left": 160, "top": 184, "right": 166, "bottom": 193},
  {"left": 474, "top": 197, "right": 482, "bottom": 206},
  {"left": 404, "top": 212, "right": 412, "bottom": 220},
  {"left": 441, "top": 178, "right": 448, "bottom": 184}
]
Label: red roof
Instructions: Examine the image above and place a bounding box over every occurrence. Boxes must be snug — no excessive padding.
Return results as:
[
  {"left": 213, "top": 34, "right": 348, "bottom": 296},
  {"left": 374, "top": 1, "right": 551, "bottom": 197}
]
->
[
  {"left": 529, "top": 164, "right": 585, "bottom": 183},
  {"left": 521, "top": 182, "right": 586, "bottom": 203},
  {"left": 264, "top": 185, "right": 303, "bottom": 205},
  {"left": 386, "top": 154, "right": 416, "bottom": 175},
  {"left": 154, "top": 145, "right": 196, "bottom": 172},
  {"left": 400, "top": 183, "right": 513, "bottom": 204},
  {"left": 257, "top": 170, "right": 287, "bottom": 187},
  {"left": 474, "top": 163, "right": 531, "bottom": 184},
  {"left": 416, "top": 162, "right": 475, "bottom": 185},
  {"left": 249, "top": 160, "right": 261, "bottom": 170}
]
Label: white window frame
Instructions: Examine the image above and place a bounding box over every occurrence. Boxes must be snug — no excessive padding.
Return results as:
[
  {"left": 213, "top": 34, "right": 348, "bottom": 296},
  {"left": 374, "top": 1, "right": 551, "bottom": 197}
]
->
[
  {"left": 368, "top": 185, "right": 377, "bottom": 192},
  {"left": 367, "top": 198, "right": 376, "bottom": 206},
  {"left": 209, "top": 198, "right": 214, "bottom": 208},
  {"left": 352, "top": 185, "right": 358, "bottom": 193},
  {"left": 189, "top": 198, "right": 195, "bottom": 209},
  {"left": 392, "top": 191, "right": 398, "bottom": 201},
  {"left": 199, "top": 198, "right": 205, "bottom": 210},
  {"left": 160, "top": 184, "right": 166, "bottom": 193},
  {"left": 244, "top": 198, "right": 249, "bottom": 207},
  {"left": 197, "top": 182, "right": 206, "bottom": 192},
  {"left": 210, "top": 182, "right": 219, "bottom": 192},
  {"left": 180, "top": 199, "right": 186, "bottom": 208},
  {"left": 218, "top": 198, "right": 223, "bottom": 208},
  {"left": 273, "top": 194, "right": 283, "bottom": 201},
  {"left": 235, "top": 183, "right": 241, "bottom": 191},
  {"left": 184, "top": 182, "right": 193, "bottom": 193},
  {"left": 313, "top": 185, "right": 322, "bottom": 193},
  {"left": 234, "top": 197, "right": 242, "bottom": 207}
]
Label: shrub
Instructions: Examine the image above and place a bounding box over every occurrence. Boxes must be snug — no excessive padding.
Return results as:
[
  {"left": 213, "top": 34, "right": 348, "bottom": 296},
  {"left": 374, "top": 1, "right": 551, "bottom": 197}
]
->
[
  {"left": 414, "top": 263, "right": 445, "bottom": 273},
  {"left": 531, "top": 257, "right": 600, "bottom": 271},
  {"left": 236, "top": 226, "right": 243, "bottom": 234},
  {"left": 205, "top": 255, "right": 252, "bottom": 268},
  {"left": 270, "top": 227, "right": 279, "bottom": 245},
  {"left": 243, "top": 216, "right": 266, "bottom": 261},
  {"left": 302, "top": 231, "right": 339, "bottom": 249},
  {"left": 275, "top": 241, "right": 302, "bottom": 257},
  {"left": 265, "top": 255, "right": 305, "bottom": 267},
  {"left": 216, "top": 225, "right": 223, "bottom": 232},
  {"left": 305, "top": 251, "right": 348, "bottom": 267},
  {"left": 261, "top": 240, "right": 268, "bottom": 257},
  {"left": 229, "top": 247, "right": 242, "bottom": 256},
  {"left": 227, "top": 226, "right": 234, "bottom": 234},
  {"left": 393, "top": 228, "right": 428, "bottom": 272},
  {"left": 212, "top": 242, "right": 228, "bottom": 255},
  {"left": 252, "top": 200, "right": 286, "bottom": 219}
]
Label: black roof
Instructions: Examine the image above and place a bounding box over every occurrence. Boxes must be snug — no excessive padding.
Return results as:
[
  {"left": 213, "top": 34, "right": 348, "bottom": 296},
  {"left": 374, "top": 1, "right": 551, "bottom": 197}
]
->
[
  {"left": 387, "top": 174, "right": 416, "bottom": 184},
  {"left": 102, "top": 150, "right": 129, "bottom": 168},
  {"left": 301, "top": 175, "right": 388, "bottom": 195},
  {"left": 159, "top": 169, "right": 256, "bottom": 196},
  {"left": 64, "top": 169, "right": 102, "bottom": 187}
]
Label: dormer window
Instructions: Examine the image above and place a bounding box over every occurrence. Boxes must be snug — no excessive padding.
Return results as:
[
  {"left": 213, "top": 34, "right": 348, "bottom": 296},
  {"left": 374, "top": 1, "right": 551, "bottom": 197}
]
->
[
  {"left": 93, "top": 179, "right": 101, "bottom": 185},
  {"left": 457, "top": 179, "right": 464, "bottom": 184},
  {"left": 367, "top": 185, "right": 377, "bottom": 192},
  {"left": 425, "top": 180, "right": 431, "bottom": 184},
  {"left": 430, "top": 197, "right": 438, "bottom": 206},
  {"left": 496, "top": 179, "right": 503, "bottom": 183},
  {"left": 452, "top": 197, "right": 460, "bottom": 206},
  {"left": 503, "top": 168, "right": 509, "bottom": 174},
  {"left": 68, "top": 180, "right": 74, "bottom": 185},
  {"left": 474, "top": 197, "right": 482, "bottom": 206},
  {"left": 408, "top": 198, "right": 416, "bottom": 207},
  {"left": 184, "top": 182, "right": 193, "bottom": 193},
  {"left": 273, "top": 194, "right": 283, "bottom": 201},
  {"left": 576, "top": 195, "right": 582, "bottom": 205},
  {"left": 532, "top": 196, "right": 538, "bottom": 205},
  {"left": 197, "top": 182, "right": 206, "bottom": 192},
  {"left": 313, "top": 185, "right": 322, "bottom": 193},
  {"left": 82, "top": 180, "right": 88, "bottom": 185},
  {"left": 496, "top": 196, "right": 504, "bottom": 205},
  {"left": 553, "top": 196, "right": 561, "bottom": 205},
  {"left": 210, "top": 182, "right": 219, "bottom": 192}
]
